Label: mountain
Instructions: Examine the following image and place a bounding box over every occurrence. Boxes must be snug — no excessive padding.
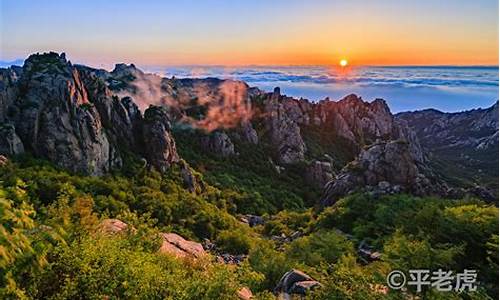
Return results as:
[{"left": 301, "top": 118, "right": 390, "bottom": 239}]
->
[
  {"left": 0, "top": 52, "right": 497, "bottom": 206},
  {"left": 1, "top": 52, "right": 498, "bottom": 299},
  {"left": 397, "top": 103, "right": 499, "bottom": 191}
]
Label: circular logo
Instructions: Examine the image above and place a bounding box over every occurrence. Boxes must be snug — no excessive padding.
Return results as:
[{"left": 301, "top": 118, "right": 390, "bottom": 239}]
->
[{"left": 387, "top": 270, "right": 406, "bottom": 290}]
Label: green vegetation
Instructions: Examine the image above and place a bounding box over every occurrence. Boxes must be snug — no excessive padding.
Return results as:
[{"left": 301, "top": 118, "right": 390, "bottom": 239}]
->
[{"left": 0, "top": 151, "right": 497, "bottom": 299}]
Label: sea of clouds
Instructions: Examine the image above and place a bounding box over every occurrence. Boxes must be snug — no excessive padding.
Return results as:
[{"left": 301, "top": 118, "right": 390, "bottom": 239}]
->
[{"left": 144, "top": 65, "right": 498, "bottom": 113}]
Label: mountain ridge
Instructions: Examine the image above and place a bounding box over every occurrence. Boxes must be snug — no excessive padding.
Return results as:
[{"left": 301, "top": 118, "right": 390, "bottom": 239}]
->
[{"left": 0, "top": 52, "right": 497, "bottom": 205}]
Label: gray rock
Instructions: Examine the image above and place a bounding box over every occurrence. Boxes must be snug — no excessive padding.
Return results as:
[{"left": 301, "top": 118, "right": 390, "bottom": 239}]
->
[
  {"left": 11, "top": 52, "right": 116, "bottom": 175},
  {"left": 263, "top": 88, "right": 306, "bottom": 164},
  {"left": 201, "top": 131, "right": 235, "bottom": 157},
  {"left": 305, "top": 160, "right": 334, "bottom": 188},
  {"left": 321, "top": 140, "right": 445, "bottom": 206},
  {"left": 142, "top": 106, "right": 179, "bottom": 172},
  {"left": 274, "top": 269, "right": 321, "bottom": 296},
  {"left": 0, "top": 124, "right": 24, "bottom": 155}
]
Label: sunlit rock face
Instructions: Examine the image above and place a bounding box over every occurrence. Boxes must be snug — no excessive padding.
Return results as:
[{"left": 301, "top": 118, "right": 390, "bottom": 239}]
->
[
  {"left": 7, "top": 52, "right": 117, "bottom": 175},
  {"left": 0, "top": 52, "right": 177, "bottom": 175}
]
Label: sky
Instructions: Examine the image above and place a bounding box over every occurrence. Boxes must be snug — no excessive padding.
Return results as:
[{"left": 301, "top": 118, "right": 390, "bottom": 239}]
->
[{"left": 1, "top": 0, "right": 498, "bottom": 67}]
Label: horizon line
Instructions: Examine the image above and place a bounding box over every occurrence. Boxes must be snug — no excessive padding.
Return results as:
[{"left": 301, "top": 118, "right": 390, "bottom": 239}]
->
[{"left": 0, "top": 57, "right": 498, "bottom": 70}]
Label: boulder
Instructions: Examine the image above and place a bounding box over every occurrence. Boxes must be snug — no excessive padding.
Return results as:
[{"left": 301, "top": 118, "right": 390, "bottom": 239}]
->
[
  {"left": 237, "top": 287, "right": 253, "bottom": 300},
  {"left": 98, "top": 219, "right": 130, "bottom": 234},
  {"left": 274, "top": 269, "right": 321, "bottom": 296},
  {"left": 159, "top": 233, "right": 206, "bottom": 259}
]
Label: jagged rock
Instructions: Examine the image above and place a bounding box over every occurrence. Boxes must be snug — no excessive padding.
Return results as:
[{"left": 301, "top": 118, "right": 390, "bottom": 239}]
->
[
  {"left": 0, "top": 67, "right": 20, "bottom": 122},
  {"left": 305, "top": 160, "right": 334, "bottom": 188},
  {"left": 201, "top": 131, "right": 235, "bottom": 157},
  {"left": 142, "top": 106, "right": 179, "bottom": 172},
  {"left": 159, "top": 233, "right": 206, "bottom": 259},
  {"left": 263, "top": 88, "right": 306, "bottom": 164},
  {"left": 0, "top": 124, "right": 24, "bottom": 155},
  {"left": 237, "top": 287, "right": 253, "bottom": 300},
  {"left": 290, "top": 281, "right": 322, "bottom": 295},
  {"left": 98, "top": 219, "right": 131, "bottom": 234},
  {"left": 240, "top": 122, "right": 258, "bottom": 144},
  {"left": 9, "top": 52, "right": 118, "bottom": 175},
  {"left": 320, "top": 140, "right": 444, "bottom": 206},
  {"left": 397, "top": 102, "right": 498, "bottom": 191},
  {"left": 274, "top": 269, "right": 321, "bottom": 296},
  {"left": 179, "top": 160, "right": 197, "bottom": 192}
]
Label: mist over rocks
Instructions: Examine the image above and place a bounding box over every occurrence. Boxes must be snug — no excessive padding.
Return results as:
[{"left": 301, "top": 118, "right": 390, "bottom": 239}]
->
[{"left": 0, "top": 52, "right": 496, "bottom": 204}]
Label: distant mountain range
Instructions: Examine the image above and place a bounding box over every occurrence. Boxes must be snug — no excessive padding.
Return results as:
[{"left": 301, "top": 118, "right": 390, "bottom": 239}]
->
[{"left": 0, "top": 52, "right": 497, "bottom": 205}]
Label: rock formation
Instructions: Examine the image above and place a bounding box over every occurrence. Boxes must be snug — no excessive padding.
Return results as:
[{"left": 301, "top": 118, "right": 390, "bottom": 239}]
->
[
  {"left": 274, "top": 269, "right": 321, "bottom": 297},
  {"left": 262, "top": 87, "right": 307, "bottom": 164},
  {"left": 0, "top": 124, "right": 24, "bottom": 155},
  {"left": 98, "top": 219, "right": 132, "bottom": 234},
  {"left": 305, "top": 160, "right": 334, "bottom": 188},
  {"left": 397, "top": 103, "right": 498, "bottom": 191},
  {"left": 320, "top": 140, "right": 444, "bottom": 206},
  {"left": 0, "top": 52, "right": 495, "bottom": 202},
  {"left": 201, "top": 131, "right": 235, "bottom": 157},
  {"left": 142, "top": 106, "right": 179, "bottom": 172},
  {"left": 159, "top": 233, "right": 206, "bottom": 259}
]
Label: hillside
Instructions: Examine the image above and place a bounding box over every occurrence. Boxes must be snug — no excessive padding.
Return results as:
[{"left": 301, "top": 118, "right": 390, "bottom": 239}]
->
[{"left": 0, "top": 52, "right": 498, "bottom": 299}]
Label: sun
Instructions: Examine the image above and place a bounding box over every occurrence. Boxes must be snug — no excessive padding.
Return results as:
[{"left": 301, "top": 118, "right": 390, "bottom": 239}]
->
[{"left": 339, "top": 59, "right": 348, "bottom": 67}]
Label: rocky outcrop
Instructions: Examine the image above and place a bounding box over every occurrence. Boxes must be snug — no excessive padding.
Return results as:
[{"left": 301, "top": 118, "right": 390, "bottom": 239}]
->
[
  {"left": 6, "top": 53, "right": 118, "bottom": 175},
  {"left": 274, "top": 269, "right": 321, "bottom": 297},
  {"left": 320, "top": 140, "right": 444, "bottom": 206},
  {"left": 0, "top": 124, "right": 24, "bottom": 155},
  {"left": 142, "top": 106, "right": 179, "bottom": 172},
  {"left": 397, "top": 103, "right": 498, "bottom": 190},
  {"left": 257, "top": 91, "right": 424, "bottom": 166},
  {"left": 0, "top": 67, "right": 20, "bottom": 122},
  {"left": 305, "top": 160, "right": 334, "bottom": 188},
  {"left": 201, "top": 131, "right": 235, "bottom": 157},
  {"left": 263, "top": 87, "right": 306, "bottom": 164},
  {"left": 239, "top": 122, "right": 258, "bottom": 144},
  {"left": 0, "top": 53, "right": 186, "bottom": 176},
  {"left": 159, "top": 233, "right": 206, "bottom": 259}
]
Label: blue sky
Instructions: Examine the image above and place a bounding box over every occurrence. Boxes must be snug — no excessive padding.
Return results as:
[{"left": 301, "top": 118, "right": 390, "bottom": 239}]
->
[{"left": 1, "top": 0, "right": 498, "bottom": 66}]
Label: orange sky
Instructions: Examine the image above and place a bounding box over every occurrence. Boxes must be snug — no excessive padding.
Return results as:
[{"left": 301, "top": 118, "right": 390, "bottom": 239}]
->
[{"left": 2, "top": 0, "right": 498, "bottom": 66}]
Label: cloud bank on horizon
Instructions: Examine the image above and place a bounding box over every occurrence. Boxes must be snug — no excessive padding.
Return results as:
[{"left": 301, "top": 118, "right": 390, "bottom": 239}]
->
[{"left": 146, "top": 65, "right": 499, "bottom": 113}]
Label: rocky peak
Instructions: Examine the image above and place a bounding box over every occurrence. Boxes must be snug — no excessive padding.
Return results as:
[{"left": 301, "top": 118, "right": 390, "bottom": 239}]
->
[
  {"left": 396, "top": 102, "right": 498, "bottom": 191},
  {"left": 142, "top": 106, "right": 179, "bottom": 172},
  {"left": 111, "top": 63, "right": 141, "bottom": 77},
  {"left": 320, "top": 140, "right": 443, "bottom": 206}
]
